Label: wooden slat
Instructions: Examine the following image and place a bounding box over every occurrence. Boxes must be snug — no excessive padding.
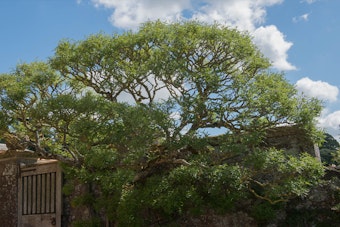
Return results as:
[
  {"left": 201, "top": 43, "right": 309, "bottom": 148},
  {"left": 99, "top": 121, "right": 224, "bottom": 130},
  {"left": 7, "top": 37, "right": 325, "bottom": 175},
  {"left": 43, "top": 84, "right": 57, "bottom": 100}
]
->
[
  {"left": 27, "top": 176, "right": 32, "bottom": 214},
  {"left": 41, "top": 173, "right": 46, "bottom": 213},
  {"left": 32, "top": 175, "right": 36, "bottom": 214},
  {"left": 22, "top": 176, "right": 27, "bottom": 215},
  {"left": 45, "top": 173, "right": 50, "bottom": 213},
  {"left": 36, "top": 174, "right": 41, "bottom": 214},
  {"left": 51, "top": 172, "right": 56, "bottom": 213}
]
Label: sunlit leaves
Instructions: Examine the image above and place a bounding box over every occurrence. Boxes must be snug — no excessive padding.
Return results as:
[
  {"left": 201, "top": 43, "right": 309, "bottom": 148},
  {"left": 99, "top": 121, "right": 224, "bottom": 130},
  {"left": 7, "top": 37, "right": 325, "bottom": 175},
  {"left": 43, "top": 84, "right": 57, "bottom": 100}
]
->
[
  {"left": 246, "top": 148, "right": 324, "bottom": 203},
  {"left": 52, "top": 21, "right": 313, "bottom": 136}
]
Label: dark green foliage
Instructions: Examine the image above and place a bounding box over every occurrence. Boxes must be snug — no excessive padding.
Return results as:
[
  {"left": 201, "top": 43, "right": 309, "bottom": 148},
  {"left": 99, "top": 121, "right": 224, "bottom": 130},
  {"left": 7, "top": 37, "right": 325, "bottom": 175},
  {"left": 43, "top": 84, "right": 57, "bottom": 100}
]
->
[
  {"left": 250, "top": 202, "right": 279, "bottom": 224},
  {"left": 321, "top": 133, "right": 339, "bottom": 150},
  {"left": 320, "top": 148, "right": 337, "bottom": 165},
  {"left": 320, "top": 133, "right": 340, "bottom": 165}
]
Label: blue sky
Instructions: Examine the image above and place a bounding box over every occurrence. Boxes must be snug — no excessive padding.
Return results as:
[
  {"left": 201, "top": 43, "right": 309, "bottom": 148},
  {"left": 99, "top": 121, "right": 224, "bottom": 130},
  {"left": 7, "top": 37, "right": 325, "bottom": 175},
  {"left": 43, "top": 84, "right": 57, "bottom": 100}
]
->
[{"left": 1, "top": 0, "right": 340, "bottom": 139}]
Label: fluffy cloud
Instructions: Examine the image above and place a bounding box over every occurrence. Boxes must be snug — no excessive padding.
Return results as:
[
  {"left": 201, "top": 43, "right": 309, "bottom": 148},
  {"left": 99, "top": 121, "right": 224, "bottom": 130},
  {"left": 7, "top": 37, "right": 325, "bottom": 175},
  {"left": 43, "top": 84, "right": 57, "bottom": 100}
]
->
[
  {"left": 91, "top": 0, "right": 295, "bottom": 71},
  {"left": 295, "top": 77, "right": 339, "bottom": 102},
  {"left": 93, "top": 0, "right": 191, "bottom": 29},
  {"left": 191, "top": 0, "right": 282, "bottom": 31},
  {"left": 253, "top": 25, "right": 295, "bottom": 70},
  {"left": 317, "top": 110, "right": 340, "bottom": 141},
  {"left": 318, "top": 110, "right": 340, "bottom": 130}
]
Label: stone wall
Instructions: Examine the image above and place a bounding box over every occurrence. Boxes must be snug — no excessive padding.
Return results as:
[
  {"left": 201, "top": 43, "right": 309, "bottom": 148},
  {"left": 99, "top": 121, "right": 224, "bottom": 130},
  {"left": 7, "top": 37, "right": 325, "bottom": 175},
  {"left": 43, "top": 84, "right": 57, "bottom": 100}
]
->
[{"left": 263, "top": 125, "right": 319, "bottom": 158}]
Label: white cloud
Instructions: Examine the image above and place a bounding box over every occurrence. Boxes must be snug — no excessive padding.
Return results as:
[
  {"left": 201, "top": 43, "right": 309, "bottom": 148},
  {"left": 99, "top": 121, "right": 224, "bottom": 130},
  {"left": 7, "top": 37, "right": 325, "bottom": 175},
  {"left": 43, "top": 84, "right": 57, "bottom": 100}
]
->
[
  {"left": 317, "top": 108, "right": 340, "bottom": 142},
  {"left": 318, "top": 110, "right": 340, "bottom": 130},
  {"left": 301, "top": 13, "right": 309, "bottom": 21},
  {"left": 91, "top": 0, "right": 295, "bottom": 71},
  {"left": 295, "top": 77, "right": 339, "bottom": 102},
  {"left": 92, "top": 0, "right": 191, "bottom": 29},
  {"left": 293, "top": 13, "right": 310, "bottom": 23},
  {"left": 192, "top": 0, "right": 284, "bottom": 30},
  {"left": 317, "top": 110, "right": 340, "bottom": 141},
  {"left": 253, "top": 25, "right": 296, "bottom": 70},
  {"left": 193, "top": 0, "right": 263, "bottom": 31}
]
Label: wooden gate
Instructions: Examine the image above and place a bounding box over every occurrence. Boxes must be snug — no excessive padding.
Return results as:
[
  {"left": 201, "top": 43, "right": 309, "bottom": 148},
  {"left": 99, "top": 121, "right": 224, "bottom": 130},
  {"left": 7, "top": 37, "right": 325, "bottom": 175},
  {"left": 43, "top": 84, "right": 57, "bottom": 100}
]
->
[{"left": 18, "top": 160, "right": 62, "bottom": 227}]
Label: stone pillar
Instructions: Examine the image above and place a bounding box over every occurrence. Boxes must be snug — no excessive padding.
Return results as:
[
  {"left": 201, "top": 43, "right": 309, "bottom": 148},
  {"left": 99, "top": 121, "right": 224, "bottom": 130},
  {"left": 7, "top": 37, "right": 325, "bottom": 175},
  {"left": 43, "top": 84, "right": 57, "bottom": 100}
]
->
[
  {"left": 314, "top": 143, "right": 321, "bottom": 162},
  {"left": 0, "top": 153, "right": 38, "bottom": 227},
  {"left": 0, "top": 157, "right": 19, "bottom": 227}
]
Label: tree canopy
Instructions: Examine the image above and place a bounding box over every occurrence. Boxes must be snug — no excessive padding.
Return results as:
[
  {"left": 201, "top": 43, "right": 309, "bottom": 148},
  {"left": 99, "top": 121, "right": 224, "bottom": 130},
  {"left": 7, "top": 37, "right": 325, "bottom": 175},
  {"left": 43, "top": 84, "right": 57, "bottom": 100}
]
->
[{"left": 0, "top": 21, "right": 325, "bottom": 225}]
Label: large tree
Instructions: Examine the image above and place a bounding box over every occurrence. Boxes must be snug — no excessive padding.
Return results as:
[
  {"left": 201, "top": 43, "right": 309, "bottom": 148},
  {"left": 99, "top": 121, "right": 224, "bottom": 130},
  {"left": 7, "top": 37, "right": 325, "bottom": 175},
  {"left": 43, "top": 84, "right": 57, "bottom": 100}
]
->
[{"left": 0, "top": 21, "right": 324, "bottom": 225}]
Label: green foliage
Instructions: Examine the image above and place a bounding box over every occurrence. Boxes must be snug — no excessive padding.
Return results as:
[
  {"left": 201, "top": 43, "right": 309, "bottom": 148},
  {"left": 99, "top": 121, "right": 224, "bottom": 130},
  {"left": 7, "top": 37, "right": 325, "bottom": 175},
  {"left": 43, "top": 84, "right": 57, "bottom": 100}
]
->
[
  {"left": 51, "top": 21, "right": 321, "bottom": 137},
  {"left": 321, "top": 133, "right": 340, "bottom": 150},
  {"left": 320, "top": 148, "right": 338, "bottom": 165},
  {"left": 114, "top": 163, "right": 249, "bottom": 225},
  {"left": 0, "top": 21, "right": 326, "bottom": 225},
  {"left": 245, "top": 149, "right": 324, "bottom": 203},
  {"left": 333, "top": 150, "right": 340, "bottom": 164},
  {"left": 320, "top": 133, "right": 340, "bottom": 165}
]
